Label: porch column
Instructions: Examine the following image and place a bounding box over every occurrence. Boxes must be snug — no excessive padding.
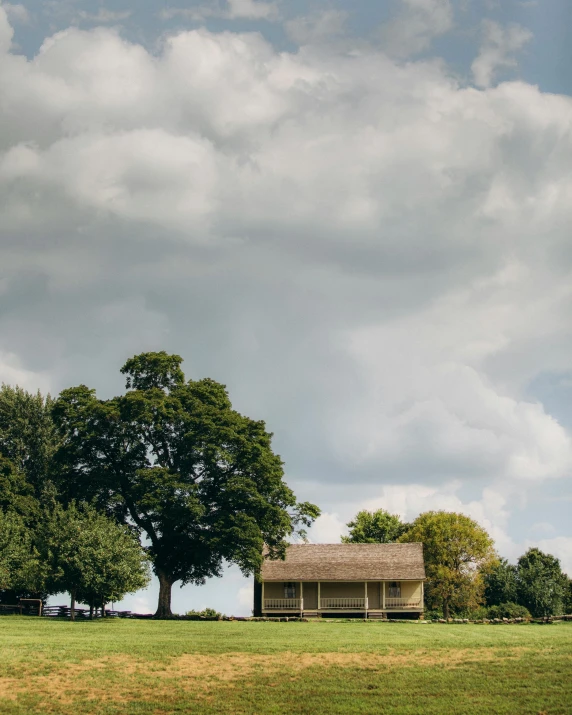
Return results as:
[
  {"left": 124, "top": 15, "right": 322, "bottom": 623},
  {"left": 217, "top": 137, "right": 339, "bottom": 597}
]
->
[
  {"left": 382, "top": 581, "right": 385, "bottom": 610},
  {"left": 261, "top": 581, "right": 265, "bottom": 612},
  {"left": 421, "top": 581, "right": 424, "bottom": 611},
  {"left": 300, "top": 581, "right": 304, "bottom": 616},
  {"left": 318, "top": 581, "right": 321, "bottom": 611},
  {"left": 364, "top": 581, "right": 368, "bottom": 618}
]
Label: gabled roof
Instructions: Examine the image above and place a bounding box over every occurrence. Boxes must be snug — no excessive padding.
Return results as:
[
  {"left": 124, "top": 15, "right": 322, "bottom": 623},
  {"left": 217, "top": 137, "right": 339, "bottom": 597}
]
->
[{"left": 261, "top": 543, "right": 425, "bottom": 581}]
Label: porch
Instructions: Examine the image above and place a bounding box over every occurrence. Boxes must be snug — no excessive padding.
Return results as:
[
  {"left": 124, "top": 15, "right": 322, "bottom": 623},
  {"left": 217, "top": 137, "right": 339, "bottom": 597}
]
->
[{"left": 261, "top": 580, "right": 424, "bottom": 615}]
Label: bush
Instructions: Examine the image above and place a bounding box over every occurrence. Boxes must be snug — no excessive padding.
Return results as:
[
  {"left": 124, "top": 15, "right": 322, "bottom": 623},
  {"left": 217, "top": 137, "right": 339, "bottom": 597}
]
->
[
  {"left": 185, "top": 607, "right": 223, "bottom": 619},
  {"left": 424, "top": 609, "right": 444, "bottom": 620},
  {"left": 487, "top": 602, "right": 531, "bottom": 620}
]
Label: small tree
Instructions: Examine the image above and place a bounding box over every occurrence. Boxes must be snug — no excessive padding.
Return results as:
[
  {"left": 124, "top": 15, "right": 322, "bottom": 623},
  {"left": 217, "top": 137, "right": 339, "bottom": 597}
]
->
[
  {"left": 0, "top": 510, "right": 39, "bottom": 593},
  {"left": 483, "top": 558, "right": 518, "bottom": 606},
  {"left": 399, "top": 511, "right": 497, "bottom": 619},
  {"left": 39, "top": 502, "right": 150, "bottom": 620},
  {"left": 564, "top": 577, "right": 572, "bottom": 615},
  {"left": 516, "top": 548, "right": 568, "bottom": 618},
  {"left": 342, "top": 509, "right": 407, "bottom": 543}
]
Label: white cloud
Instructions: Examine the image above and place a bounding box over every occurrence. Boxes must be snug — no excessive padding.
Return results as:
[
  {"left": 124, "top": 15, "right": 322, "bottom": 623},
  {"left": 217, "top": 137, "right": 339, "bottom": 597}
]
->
[
  {"left": 3, "top": 3, "right": 29, "bottom": 25},
  {"left": 308, "top": 512, "right": 349, "bottom": 543},
  {"left": 237, "top": 584, "right": 254, "bottom": 608},
  {"left": 378, "top": 0, "right": 454, "bottom": 57},
  {"left": 0, "top": 5, "right": 14, "bottom": 53},
  {"left": 161, "top": 0, "right": 278, "bottom": 22},
  {"left": 76, "top": 9, "right": 132, "bottom": 24},
  {"left": 0, "top": 351, "right": 52, "bottom": 394},
  {"left": 285, "top": 10, "right": 347, "bottom": 46},
  {"left": 531, "top": 537, "right": 572, "bottom": 577},
  {"left": 472, "top": 20, "right": 533, "bottom": 88}
]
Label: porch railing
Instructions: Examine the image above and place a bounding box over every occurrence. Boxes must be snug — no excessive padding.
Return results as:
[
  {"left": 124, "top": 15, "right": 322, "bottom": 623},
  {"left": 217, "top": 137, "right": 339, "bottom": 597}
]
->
[
  {"left": 320, "top": 598, "right": 367, "bottom": 609},
  {"left": 385, "top": 598, "right": 422, "bottom": 609},
  {"left": 264, "top": 598, "right": 301, "bottom": 610}
]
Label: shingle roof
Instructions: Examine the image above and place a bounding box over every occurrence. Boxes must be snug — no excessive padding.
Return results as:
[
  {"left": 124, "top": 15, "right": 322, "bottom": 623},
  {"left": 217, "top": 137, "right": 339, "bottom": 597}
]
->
[{"left": 261, "top": 543, "right": 425, "bottom": 581}]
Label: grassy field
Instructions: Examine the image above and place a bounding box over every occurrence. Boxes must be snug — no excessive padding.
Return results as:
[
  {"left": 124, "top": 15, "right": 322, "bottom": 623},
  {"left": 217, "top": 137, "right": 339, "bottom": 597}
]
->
[{"left": 0, "top": 618, "right": 571, "bottom": 715}]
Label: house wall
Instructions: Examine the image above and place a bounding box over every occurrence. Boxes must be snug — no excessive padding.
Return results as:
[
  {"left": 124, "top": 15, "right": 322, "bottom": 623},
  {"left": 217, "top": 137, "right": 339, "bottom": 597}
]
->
[
  {"left": 264, "top": 581, "right": 298, "bottom": 599},
  {"left": 320, "top": 582, "right": 367, "bottom": 599},
  {"left": 400, "top": 581, "right": 422, "bottom": 601}
]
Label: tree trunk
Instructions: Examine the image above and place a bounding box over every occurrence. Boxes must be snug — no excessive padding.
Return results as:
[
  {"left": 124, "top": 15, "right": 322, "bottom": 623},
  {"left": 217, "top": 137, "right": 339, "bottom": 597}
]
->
[
  {"left": 89, "top": 603, "right": 94, "bottom": 620},
  {"left": 70, "top": 590, "right": 76, "bottom": 622},
  {"left": 155, "top": 570, "right": 174, "bottom": 618},
  {"left": 443, "top": 599, "right": 450, "bottom": 620},
  {"left": 101, "top": 603, "right": 106, "bottom": 618}
]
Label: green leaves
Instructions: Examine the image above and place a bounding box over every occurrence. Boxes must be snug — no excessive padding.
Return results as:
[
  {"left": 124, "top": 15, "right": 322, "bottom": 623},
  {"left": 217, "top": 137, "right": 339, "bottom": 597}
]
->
[
  {"left": 342, "top": 509, "right": 406, "bottom": 543},
  {"left": 0, "top": 510, "right": 39, "bottom": 592},
  {"left": 516, "top": 547, "right": 568, "bottom": 617},
  {"left": 38, "top": 501, "right": 150, "bottom": 607},
  {"left": 399, "top": 510, "right": 497, "bottom": 617},
  {"left": 52, "top": 352, "right": 320, "bottom": 616}
]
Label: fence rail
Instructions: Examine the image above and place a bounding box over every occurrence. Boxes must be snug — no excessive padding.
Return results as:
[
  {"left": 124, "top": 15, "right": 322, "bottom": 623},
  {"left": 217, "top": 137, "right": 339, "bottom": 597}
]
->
[
  {"left": 385, "top": 598, "right": 422, "bottom": 609},
  {"left": 320, "top": 598, "right": 367, "bottom": 609},
  {"left": 264, "top": 599, "right": 301, "bottom": 610}
]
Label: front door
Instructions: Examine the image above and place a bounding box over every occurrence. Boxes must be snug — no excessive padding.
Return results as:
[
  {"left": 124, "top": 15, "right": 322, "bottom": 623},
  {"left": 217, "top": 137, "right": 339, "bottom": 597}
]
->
[{"left": 303, "top": 582, "right": 318, "bottom": 609}]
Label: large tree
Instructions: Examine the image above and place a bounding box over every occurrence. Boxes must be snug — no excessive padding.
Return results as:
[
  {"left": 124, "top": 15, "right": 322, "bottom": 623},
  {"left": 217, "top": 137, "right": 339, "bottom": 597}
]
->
[
  {"left": 516, "top": 548, "right": 568, "bottom": 618},
  {"left": 52, "top": 352, "right": 319, "bottom": 617},
  {"left": 341, "top": 509, "right": 407, "bottom": 543},
  {"left": 399, "top": 511, "right": 497, "bottom": 619},
  {"left": 38, "top": 501, "right": 150, "bottom": 620}
]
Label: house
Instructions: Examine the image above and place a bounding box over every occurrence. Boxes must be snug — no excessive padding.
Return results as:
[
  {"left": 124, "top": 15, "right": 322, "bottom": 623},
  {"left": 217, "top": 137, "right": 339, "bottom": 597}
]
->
[{"left": 253, "top": 543, "right": 425, "bottom": 618}]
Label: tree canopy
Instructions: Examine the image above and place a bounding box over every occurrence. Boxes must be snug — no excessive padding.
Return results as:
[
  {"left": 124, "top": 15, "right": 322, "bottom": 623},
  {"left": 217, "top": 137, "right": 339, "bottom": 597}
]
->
[
  {"left": 399, "top": 511, "right": 497, "bottom": 618},
  {"left": 0, "top": 509, "right": 39, "bottom": 593},
  {"left": 0, "top": 385, "right": 59, "bottom": 495},
  {"left": 38, "top": 501, "right": 150, "bottom": 620},
  {"left": 516, "top": 548, "right": 568, "bottom": 618},
  {"left": 342, "top": 509, "right": 407, "bottom": 543},
  {"left": 52, "top": 351, "right": 320, "bottom": 616},
  {"left": 483, "top": 558, "right": 518, "bottom": 607}
]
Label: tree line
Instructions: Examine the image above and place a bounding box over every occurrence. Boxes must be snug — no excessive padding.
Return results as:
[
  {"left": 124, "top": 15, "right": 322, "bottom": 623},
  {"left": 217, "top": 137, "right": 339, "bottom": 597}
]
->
[
  {"left": 343, "top": 509, "right": 572, "bottom": 619},
  {"left": 0, "top": 352, "right": 320, "bottom": 618}
]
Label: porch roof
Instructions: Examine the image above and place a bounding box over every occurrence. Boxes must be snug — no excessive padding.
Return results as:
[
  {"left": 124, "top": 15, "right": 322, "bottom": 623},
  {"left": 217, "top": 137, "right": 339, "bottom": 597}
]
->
[{"left": 261, "top": 543, "right": 425, "bottom": 581}]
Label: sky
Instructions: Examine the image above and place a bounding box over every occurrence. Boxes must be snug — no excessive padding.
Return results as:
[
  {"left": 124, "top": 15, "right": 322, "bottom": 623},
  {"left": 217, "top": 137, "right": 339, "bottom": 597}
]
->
[{"left": 1, "top": 0, "right": 572, "bottom": 616}]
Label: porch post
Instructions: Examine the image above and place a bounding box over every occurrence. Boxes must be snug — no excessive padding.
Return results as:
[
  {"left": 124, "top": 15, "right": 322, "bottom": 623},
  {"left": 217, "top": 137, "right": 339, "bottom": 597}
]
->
[
  {"left": 365, "top": 581, "right": 368, "bottom": 618},
  {"left": 261, "top": 581, "right": 265, "bottom": 613},
  {"left": 318, "top": 581, "right": 321, "bottom": 611},
  {"left": 300, "top": 581, "right": 303, "bottom": 617},
  {"left": 382, "top": 581, "right": 385, "bottom": 610},
  {"left": 421, "top": 581, "right": 424, "bottom": 610}
]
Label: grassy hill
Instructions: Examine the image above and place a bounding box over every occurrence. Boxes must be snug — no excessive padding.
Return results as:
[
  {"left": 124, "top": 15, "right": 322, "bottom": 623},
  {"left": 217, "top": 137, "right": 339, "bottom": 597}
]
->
[{"left": 1, "top": 618, "right": 571, "bottom": 714}]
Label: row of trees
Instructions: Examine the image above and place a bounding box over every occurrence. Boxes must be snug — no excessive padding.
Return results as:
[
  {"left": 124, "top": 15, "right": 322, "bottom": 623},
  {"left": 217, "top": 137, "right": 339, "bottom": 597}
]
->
[
  {"left": 343, "top": 509, "right": 572, "bottom": 618},
  {"left": 0, "top": 352, "right": 320, "bottom": 617}
]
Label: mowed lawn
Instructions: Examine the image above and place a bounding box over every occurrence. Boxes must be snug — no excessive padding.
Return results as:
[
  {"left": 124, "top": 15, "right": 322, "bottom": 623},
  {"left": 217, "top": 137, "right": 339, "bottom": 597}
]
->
[{"left": 0, "top": 618, "right": 571, "bottom": 715}]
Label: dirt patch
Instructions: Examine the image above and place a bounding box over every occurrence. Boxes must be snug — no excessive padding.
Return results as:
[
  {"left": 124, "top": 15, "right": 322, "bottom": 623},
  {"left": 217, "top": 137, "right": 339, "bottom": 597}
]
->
[{"left": 0, "top": 647, "right": 553, "bottom": 709}]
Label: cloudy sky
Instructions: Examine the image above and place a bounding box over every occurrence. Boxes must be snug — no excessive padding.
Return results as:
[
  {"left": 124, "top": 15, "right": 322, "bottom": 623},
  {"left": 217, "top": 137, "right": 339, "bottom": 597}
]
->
[{"left": 1, "top": 0, "right": 572, "bottom": 615}]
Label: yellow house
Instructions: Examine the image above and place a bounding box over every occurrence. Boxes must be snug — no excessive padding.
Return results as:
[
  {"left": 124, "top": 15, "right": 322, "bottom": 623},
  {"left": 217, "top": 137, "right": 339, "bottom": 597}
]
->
[{"left": 253, "top": 543, "right": 425, "bottom": 618}]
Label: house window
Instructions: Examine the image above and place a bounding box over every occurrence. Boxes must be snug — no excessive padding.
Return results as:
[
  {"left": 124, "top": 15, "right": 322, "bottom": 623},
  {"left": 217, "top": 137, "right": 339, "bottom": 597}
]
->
[
  {"left": 388, "top": 582, "right": 401, "bottom": 598},
  {"left": 284, "top": 583, "right": 296, "bottom": 599}
]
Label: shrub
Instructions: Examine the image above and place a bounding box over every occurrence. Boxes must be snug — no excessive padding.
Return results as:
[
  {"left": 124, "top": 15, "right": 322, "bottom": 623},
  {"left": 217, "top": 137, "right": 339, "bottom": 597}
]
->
[
  {"left": 185, "top": 607, "right": 223, "bottom": 619},
  {"left": 487, "top": 602, "right": 531, "bottom": 620},
  {"left": 424, "top": 609, "right": 444, "bottom": 620}
]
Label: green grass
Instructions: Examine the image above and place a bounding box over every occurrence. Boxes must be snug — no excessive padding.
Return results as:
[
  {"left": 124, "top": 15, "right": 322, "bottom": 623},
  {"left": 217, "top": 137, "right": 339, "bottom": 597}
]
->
[{"left": 0, "top": 618, "right": 571, "bottom": 714}]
